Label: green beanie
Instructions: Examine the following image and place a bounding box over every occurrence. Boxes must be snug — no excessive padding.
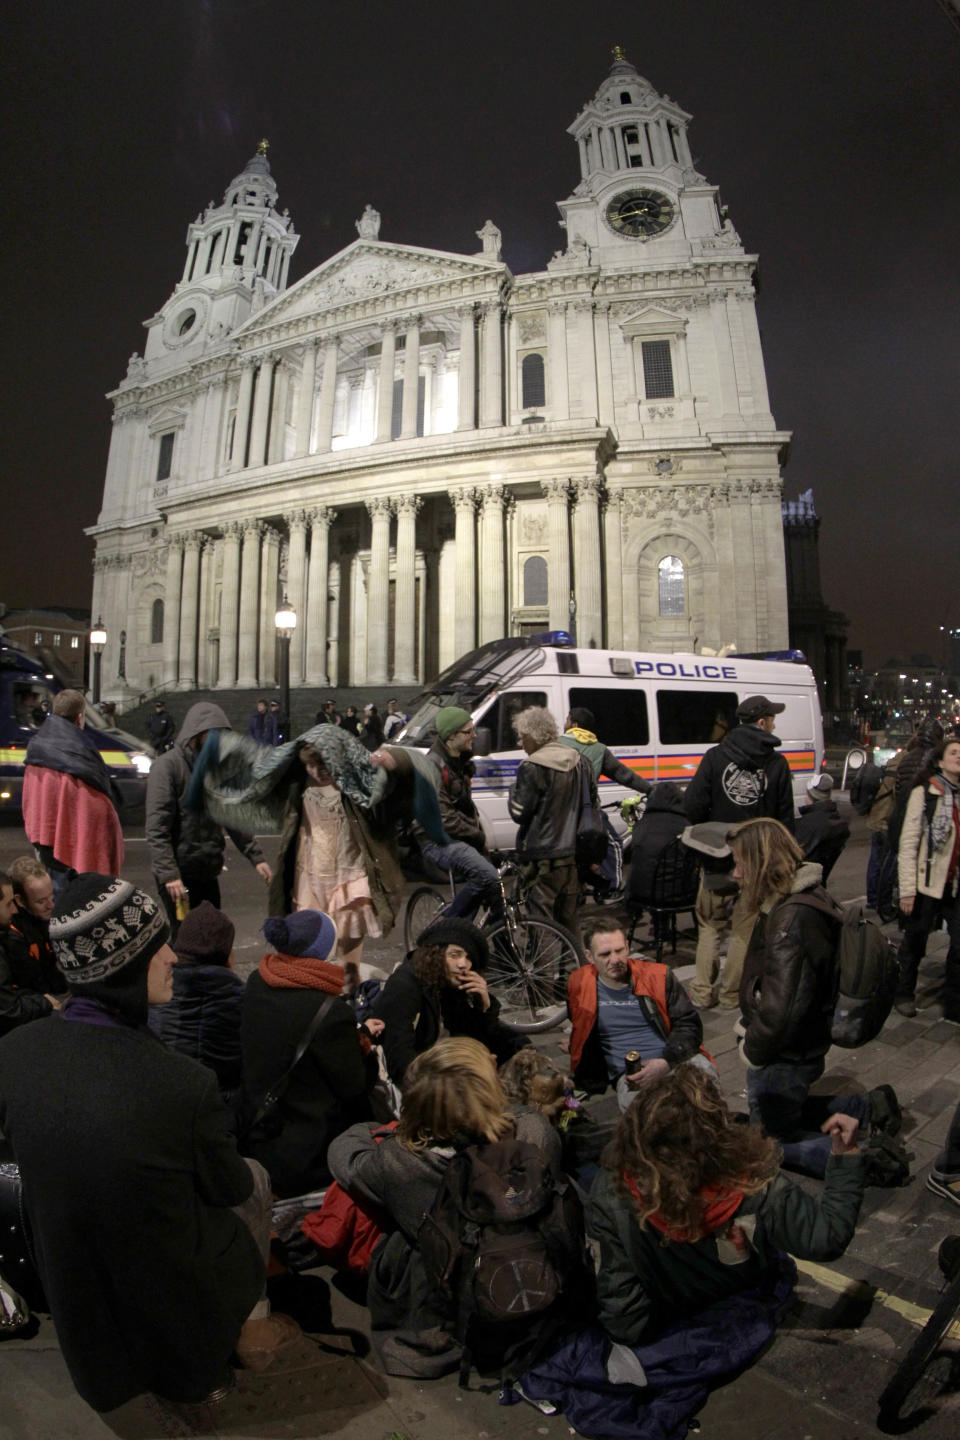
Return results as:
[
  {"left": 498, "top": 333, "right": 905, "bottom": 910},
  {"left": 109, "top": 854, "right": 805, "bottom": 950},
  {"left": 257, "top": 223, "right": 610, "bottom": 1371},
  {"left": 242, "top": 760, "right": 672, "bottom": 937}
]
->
[{"left": 435, "top": 706, "right": 472, "bottom": 741}]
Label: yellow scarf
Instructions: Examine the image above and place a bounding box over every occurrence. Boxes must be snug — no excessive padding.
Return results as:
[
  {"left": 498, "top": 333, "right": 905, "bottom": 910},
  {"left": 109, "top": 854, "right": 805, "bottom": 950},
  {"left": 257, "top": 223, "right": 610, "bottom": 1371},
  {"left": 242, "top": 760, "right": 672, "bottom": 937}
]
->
[{"left": 565, "top": 725, "right": 598, "bottom": 745}]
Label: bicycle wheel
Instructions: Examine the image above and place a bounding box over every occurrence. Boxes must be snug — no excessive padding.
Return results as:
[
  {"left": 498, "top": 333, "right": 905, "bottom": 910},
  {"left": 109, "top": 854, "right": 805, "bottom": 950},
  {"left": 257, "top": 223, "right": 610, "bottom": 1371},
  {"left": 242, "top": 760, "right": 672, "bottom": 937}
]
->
[
  {"left": 483, "top": 918, "right": 582, "bottom": 1033},
  {"left": 403, "top": 885, "right": 447, "bottom": 951},
  {"left": 878, "top": 1264, "right": 960, "bottom": 1424}
]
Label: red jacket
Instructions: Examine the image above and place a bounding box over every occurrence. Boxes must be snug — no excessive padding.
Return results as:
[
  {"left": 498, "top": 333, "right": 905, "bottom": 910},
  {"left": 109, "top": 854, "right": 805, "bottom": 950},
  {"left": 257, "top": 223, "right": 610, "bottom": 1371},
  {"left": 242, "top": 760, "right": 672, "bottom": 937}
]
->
[
  {"left": 22, "top": 765, "right": 124, "bottom": 876},
  {"left": 567, "top": 958, "right": 707, "bottom": 1093}
]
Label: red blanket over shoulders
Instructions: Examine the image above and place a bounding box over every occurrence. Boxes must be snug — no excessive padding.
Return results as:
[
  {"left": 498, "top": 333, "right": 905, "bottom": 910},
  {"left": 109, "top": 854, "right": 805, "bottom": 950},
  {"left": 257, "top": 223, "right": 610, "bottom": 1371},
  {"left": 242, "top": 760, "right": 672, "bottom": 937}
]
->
[{"left": 22, "top": 766, "right": 124, "bottom": 876}]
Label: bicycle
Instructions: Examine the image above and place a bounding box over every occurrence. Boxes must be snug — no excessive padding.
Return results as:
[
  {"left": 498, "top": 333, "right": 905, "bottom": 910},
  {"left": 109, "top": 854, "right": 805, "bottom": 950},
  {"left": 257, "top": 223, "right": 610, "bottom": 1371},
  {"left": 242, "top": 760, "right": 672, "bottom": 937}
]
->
[
  {"left": 402, "top": 858, "right": 583, "bottom": 1033},
  {"left": 877, "top": 1233, "right": 960, "bottom": 1428}
]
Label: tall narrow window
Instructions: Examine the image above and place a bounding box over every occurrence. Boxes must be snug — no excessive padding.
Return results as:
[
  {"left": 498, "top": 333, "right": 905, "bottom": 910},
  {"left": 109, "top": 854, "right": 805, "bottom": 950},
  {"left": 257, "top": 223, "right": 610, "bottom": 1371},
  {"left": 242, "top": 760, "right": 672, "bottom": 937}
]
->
[
  {"left": 157, "top": 432, "right": 175, "bottom": 482},
  {"left": 523, "top": 555, "right": 548, "bottom": 606},
  {"left": 233, "top": 221, "right": 252, "bottom": 265},
  {"left": 151, "top": 598, "right": 164, "bottom": 644},
  {"left": 667, "top": 122, "right": 681, "bottom": 163},
  {"left": 521, "top": 353, "right": 545, "bottom": 408},
  {"left": 658, "top": 556, "right": 685, "bottom": 616},
  {"left": 641, "top": 340, "right": 674, "bottom": 399}
]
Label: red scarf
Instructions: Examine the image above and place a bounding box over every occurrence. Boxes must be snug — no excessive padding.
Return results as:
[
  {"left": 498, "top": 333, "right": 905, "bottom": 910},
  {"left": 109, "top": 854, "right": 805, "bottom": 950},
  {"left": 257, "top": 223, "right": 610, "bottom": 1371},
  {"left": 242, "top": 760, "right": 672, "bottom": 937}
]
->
[
  {"left": 624, "top": 1170, "right": 744, "bottom": 1242},
  {"left": 259, "top": 952, "right": 345, "bottom": 994}
]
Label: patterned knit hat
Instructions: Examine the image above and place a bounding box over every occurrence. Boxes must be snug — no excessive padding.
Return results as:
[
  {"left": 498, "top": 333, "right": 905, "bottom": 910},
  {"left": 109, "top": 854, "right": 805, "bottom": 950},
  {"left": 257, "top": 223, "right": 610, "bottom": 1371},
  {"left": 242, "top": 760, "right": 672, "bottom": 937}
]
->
[
  {"left": 262, "top": 909, "right": 337, "bottom": 960},
  {"left": 50, "top": 875, "right": 170, "bottom": 985}
]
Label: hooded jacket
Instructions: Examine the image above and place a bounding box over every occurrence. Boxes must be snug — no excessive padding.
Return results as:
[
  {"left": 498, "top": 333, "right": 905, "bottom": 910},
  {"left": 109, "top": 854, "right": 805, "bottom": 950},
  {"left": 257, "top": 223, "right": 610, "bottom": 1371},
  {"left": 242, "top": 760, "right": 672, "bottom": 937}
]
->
[
  {"left": 145, "top": 703, "right": 264, "bottom": 884},
  {"left": 508, "top": 741, "right": 597, "bottom": 860},
  {"left": 683, "top": 723, "right": 795, "bottom": 839},
  {"left": 626, "top": 783, "right": 688, "bottom": 902}
]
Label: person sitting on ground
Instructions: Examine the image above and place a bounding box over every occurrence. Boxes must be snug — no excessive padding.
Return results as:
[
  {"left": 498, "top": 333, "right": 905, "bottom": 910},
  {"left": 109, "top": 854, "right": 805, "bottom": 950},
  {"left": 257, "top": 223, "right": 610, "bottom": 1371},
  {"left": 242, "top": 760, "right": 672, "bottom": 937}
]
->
[
  {"left": 588, "top": 1067, "right": 867, "bottom": 1351},
  {"left": 328, "top": 1036, "right": 559, "bottom": 1378},
  {"left": 0, "top": 857, "right": 67, "bottom": 1035},
  {"left": 0, "top": 873, "right": 297, "bottom": 1412},
  {"left": 625, "top": 781, "right": 688, "bottom": 911},
  {"left": 155, "top": 900, "right": 244, "bottom": 1102},
  {"left": 498, "top": 1047, "right": 567, "bottom": 1174},
  {"left": 794, "top": 773, "right": 850, "bottom": 882},
  {"left": 372, "top": 917, "right": 530, "bottom": 1089},
  {"left": 732, "top": 817, "right": 901, "bottom": 1176},
  {"left": 238, "top": 909, "right": 376, "bottom": 1200},
  {"left": 567, "top": 918, "right": 714, "bottom": 1112}
]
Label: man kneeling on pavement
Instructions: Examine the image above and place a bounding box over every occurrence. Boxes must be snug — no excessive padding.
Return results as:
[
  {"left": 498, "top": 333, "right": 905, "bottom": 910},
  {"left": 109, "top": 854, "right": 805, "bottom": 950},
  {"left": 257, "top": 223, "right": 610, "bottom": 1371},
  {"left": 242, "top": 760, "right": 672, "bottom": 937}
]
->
[{"left": 567, "top": 917, "right": 717, "bottom": 1112}]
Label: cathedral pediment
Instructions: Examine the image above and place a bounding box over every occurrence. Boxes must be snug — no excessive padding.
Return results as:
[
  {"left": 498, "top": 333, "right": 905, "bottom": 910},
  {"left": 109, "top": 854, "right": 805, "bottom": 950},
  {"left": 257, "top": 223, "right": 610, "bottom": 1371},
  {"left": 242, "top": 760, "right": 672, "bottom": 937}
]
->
[
  {"left": 618, "top": 305, "right": 688, "bottom": 337},
  {"left": 241, "top": 241, "right": 504, "bottom": 332}
]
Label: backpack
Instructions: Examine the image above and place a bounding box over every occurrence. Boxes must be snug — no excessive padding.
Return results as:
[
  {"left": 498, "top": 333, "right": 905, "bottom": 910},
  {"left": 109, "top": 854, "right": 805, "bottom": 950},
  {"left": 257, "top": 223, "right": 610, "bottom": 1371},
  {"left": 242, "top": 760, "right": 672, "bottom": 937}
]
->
[
  {"left": 849, "top": 761, "right": 882, "bottom": 816},
  {"left": 417, "top": 1137, "right": 589, "bottom": 1387},
  {"left": 787, "top": 893, "right": 899, "bottom": 1048},
  {"left": 575, "top": 760, "right": 609, "bottom": 871}
]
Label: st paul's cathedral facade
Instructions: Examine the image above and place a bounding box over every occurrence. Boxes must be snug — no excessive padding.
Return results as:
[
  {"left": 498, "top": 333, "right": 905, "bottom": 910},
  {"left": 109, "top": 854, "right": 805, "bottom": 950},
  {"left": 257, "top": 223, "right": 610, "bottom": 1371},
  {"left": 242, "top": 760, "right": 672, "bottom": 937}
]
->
[{"left": 89, "top": 50, "right": 791, "bottom": 699}]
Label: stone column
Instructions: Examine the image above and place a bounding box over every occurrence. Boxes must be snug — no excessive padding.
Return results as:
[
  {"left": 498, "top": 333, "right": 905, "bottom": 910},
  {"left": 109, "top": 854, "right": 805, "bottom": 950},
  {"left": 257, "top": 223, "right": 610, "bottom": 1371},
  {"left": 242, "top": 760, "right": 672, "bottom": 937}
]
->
[
  {"left": 314, "top": 334, "right": 339, "bottom": 452},
  {"left": 366, "top": 498, "right": 393, "bottom": 683},
  {"left": 258, "top": 526, "right": 280, "bottom": 686},
  {"left": 594, "top": 301, "right": 615, "bottom": 428},
  {"left": 197, "top": 540, "right": 212, "bottom": 687},
  {"left": 327, "top": 559, "right": 341, "bottom": 686},
  {"left": 457, "top": 305, "right": 476, "bottom": 430},
  {"left": 268, "top": 361, "right": 290, "bottom": 465},
  {"left": 218, "top": 522, "right": 242, "bottom": 687},
  {"left": 162, "top": 534, "right": 183, "bottom": 687},
  {"left": 603, "top": 485, "right": 624, "bottom": 650},
  {"left": 547, "top": 301, "right": 569, "bottom": 420},
  {"left": 542, "top": 479, "right": 571, "bottom": 632},
  {"left": 400, "top": 315, "right": 421, "bottom": 438},
  {"left": 248, "top": 355, "right": 274, "bottom": 467},
  {"left": 575, "top": 299, "right": 598, "bottom": 420},
  {"left": 393, "top": 495, "right": 421, "bottom": 683},
  {"left": 285, "top": 511, "right": 309, "bottom": 684},
  {"left": 451, "top": 487, "right": 478, "bottom": 656},
  {"left": 479, "top": 302, "right": 503, "bottom": 427},
  {"left": 236, "top": 520, "right": 262, "bottom": 688},
  {"left": 572, "top": 475, "right": 603, "bottom": 648},
  {"left": 304, "top": 507, "right": 336, "bottom": 685},
  {"left": 376, "top": 322, "right": 397, "bottom": 442},
  {"left": 177, "top": 533, "right": 202, "bottom": 689},
  {"left": 229, "top": 358, "right": 255, "bottom": 471},
  {"left": 479, "top": 484, "right": 506, "bottom": 644},
  {"left": 294, "top": 340, "right": 318, "bottom": 457}
]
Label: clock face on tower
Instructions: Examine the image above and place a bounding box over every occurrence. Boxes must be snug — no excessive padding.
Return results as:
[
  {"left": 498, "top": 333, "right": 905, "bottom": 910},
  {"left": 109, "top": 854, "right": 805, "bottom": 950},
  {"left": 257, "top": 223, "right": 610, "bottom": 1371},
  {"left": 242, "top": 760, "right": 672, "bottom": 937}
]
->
[{"left": 604, "top": 188, "right": 675, "bottom": 239}]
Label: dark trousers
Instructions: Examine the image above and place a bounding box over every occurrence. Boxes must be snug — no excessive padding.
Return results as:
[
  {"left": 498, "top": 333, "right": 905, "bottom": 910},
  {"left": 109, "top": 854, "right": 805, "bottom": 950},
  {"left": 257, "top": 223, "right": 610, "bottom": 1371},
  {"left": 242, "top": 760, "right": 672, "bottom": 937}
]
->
[
  {"left": 896, "top": 891, "right": 960, "bottom": 1018},
  {"left": 939, "top": 1099, "right": 960, "bottom": 1174},
  {"left": 524, "top": 858, "right": 580, "bottom": 943},
  {"left": 156, "top": 874, "right": 221, "bottom": 942},
  {"left": 747, "top": 1057, "right": 871, "bottom": 1178}
]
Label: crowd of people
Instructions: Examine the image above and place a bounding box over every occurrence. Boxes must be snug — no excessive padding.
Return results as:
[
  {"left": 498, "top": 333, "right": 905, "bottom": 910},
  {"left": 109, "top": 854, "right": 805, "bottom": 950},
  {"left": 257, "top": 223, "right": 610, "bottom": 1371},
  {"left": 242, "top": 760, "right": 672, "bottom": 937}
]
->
[{"left": 1, "top": 693, "right": 959, "bottom": 1427}]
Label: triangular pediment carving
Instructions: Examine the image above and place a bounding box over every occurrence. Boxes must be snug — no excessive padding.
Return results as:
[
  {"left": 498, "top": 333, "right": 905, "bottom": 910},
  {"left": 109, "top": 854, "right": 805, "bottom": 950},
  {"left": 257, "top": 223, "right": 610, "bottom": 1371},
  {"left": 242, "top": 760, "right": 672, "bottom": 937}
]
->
[
  {"left": 618, "top": 304, "right": 688, "bottom": 338},
  {"left": 146, "top": 405, "right": 189, "bottom": 434},
  {"left": 242, "top": 241, "right": 505, "bottom": 332}
]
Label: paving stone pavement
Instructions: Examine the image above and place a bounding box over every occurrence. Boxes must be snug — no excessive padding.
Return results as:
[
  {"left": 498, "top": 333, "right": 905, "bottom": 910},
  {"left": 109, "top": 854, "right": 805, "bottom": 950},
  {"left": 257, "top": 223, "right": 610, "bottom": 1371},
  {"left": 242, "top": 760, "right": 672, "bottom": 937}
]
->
[{"left": 3, "top": 811, "right": 960, "bottom": 1436}]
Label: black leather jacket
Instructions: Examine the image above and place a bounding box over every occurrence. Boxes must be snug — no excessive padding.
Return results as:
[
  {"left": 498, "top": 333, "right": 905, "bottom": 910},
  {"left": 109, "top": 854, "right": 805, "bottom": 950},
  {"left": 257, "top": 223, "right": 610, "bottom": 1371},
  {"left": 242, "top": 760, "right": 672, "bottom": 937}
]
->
[{"left": 508, "top": 743, "right": 596, "bottom": 860}]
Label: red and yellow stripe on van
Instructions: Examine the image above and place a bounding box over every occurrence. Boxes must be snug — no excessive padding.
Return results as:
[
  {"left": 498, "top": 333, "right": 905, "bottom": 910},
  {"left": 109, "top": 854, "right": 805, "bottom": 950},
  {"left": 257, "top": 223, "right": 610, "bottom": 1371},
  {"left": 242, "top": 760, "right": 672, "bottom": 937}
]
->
[{"left": 611, "top": 749, "right": 817, "bottom": 783}]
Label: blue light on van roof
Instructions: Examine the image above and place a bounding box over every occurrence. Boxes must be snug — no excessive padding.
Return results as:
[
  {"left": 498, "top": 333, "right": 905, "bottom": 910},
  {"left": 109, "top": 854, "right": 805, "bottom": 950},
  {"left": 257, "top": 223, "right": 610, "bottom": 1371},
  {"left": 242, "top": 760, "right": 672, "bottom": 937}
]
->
[{"left": 529, "top": 630, "right": 573, "bottom": 647}]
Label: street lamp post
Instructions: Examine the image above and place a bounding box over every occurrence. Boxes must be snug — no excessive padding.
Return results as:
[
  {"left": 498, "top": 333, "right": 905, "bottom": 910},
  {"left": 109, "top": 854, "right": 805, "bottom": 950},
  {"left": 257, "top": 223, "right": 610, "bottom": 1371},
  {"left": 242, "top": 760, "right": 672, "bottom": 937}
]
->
[
  {"left": 89, "top": 617, "right": 107, "bottom": 707},
  {"left": 275, "top": 596, "right": 297, "bottom": 730},
  {"left": 568, "top": 590, "right": 577, "bottom": 645}
]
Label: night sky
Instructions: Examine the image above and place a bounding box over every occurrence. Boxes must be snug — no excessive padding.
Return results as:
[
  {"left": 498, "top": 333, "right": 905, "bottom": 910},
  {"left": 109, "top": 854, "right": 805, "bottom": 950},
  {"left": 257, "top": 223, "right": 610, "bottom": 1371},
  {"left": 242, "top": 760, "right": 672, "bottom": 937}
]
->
[{"left": 3, "top": 0, "right": 958, "bottom": 670}]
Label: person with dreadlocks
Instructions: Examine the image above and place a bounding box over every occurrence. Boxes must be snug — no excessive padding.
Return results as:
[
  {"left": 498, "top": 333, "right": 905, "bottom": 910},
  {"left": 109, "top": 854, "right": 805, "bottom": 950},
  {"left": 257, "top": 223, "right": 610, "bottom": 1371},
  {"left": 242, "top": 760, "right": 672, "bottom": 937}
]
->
[{"left": 587, "top": 1066, "right": 866, "bottom": 1349}]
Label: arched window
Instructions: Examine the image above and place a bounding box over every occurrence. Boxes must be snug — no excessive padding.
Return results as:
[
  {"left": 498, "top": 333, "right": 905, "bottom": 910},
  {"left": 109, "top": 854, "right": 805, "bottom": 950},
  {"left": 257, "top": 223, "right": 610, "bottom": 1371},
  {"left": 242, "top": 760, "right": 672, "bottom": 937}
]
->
[
  {"left": 523, "top": 555, "right": 548, "bottom": 607},
  {"left": 658, "top": 555, "right": 685, "bottom": 616},
  {"left": 521, "top": 353, "right": 545, "bottom": 409},
  {"left": 151, "top": 598, "right": 164, "bottom": 645}
]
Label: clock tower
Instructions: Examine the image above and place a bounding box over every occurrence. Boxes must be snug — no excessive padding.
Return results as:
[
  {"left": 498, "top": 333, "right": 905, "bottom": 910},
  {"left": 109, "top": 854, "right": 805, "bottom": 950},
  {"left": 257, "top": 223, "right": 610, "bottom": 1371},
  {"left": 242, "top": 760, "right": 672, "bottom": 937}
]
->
[{"left": 558, "top": 47, "right": 736, "bottom": 266}]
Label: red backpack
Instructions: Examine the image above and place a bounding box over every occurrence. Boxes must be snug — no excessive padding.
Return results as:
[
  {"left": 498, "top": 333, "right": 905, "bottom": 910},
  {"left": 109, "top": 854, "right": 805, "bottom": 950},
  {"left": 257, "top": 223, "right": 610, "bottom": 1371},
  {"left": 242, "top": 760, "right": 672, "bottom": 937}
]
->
[{"left": 301, "top": 1123, "right": 396, "bottom": 1275}]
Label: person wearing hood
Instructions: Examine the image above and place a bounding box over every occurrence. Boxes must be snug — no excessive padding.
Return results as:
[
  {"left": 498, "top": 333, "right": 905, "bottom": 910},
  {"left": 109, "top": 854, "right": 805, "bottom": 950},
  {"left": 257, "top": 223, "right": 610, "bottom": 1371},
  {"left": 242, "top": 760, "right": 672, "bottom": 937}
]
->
[
  {"left": 21, "top": 689, "right": 124, "bottom": 896},
  {"left": 794, "top": 773, "right": 850, "bottom": 882},
  {"left": 155, "top": 899, "right": 244, "bottom": 1100},
  {"left": 894, "top": 737, "right": 960, "bottom": 1021},
  {"left": 509, "top": 705, "right": 598, "bottom": 939},
  {"left": 625, "top": 781, "right": 688, "bottom": 908},
  {"left": 145, "top": 701, "right": 271, "bottom": 937},
  {"left": 0, "top": 873, "right": 296, "bottom": 1412},
  {"left": 731, "top": 818, "right": 899, "bottom": 1177},
  {"left": 683, "top": 695, "right": 795, "bottom": 1011}
]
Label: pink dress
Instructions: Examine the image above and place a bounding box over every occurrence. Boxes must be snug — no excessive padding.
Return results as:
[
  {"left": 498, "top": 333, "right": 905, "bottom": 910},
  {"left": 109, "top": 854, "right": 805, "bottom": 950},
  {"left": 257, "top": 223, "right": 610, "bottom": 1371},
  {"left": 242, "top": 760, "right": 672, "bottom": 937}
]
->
[{"left": 293, "top": 784, "right": 382, "bottom": 942}]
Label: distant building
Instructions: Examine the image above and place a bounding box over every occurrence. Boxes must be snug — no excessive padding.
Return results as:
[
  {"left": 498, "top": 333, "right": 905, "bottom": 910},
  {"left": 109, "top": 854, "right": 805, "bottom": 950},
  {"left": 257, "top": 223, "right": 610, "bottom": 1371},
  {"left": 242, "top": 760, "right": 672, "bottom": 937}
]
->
[
  {"left": 89, "top": 51, "right": 792, "bottom": 700},
  {"left": 781, "top": 489, "right": 847, "bottom": 716},
  {"left": 0, "top": 607, "right": 90, "bottom": 686}
]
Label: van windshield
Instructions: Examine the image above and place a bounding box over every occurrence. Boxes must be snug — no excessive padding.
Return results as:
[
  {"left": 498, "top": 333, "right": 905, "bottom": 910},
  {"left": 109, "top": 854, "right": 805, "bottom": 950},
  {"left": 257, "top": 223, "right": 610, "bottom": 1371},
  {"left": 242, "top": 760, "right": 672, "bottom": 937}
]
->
[{"left": 401, "top": 643, "right": 547, "bottom": 744}]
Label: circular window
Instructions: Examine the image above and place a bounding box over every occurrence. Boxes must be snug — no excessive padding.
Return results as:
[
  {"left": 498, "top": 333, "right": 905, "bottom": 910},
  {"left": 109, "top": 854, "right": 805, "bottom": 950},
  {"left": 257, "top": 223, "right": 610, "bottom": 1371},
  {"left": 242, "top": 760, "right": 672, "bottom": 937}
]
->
[{"left": 177, "top": 309, "right": 197, "bottom": 336}]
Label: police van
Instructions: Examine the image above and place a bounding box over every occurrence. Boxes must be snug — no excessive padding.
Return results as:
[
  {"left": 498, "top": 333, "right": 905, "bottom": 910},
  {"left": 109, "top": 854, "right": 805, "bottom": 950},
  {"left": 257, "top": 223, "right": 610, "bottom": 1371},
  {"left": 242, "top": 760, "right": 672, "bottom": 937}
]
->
[
  {"left": 399, "top": 633, "right": 823, "bottom": 848},
  {"left": 0, "top": 638, "right": 153, "bottom": 814}
]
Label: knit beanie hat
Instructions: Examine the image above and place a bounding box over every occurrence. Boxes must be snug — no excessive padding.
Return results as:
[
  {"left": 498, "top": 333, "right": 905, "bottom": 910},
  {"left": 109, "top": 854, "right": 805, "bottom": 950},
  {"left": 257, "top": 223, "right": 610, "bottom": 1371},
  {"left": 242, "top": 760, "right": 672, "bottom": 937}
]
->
[
  {"left": 435, "top": 706, "right": 472, "bottom": 742},
  {"left": 805, "top": 773, "right": 834, "bottom": 800},
  {"left": 175, "top": 900, "right": 235, "bottom": 967},
  {"left": 415, "top": 917, "right": 489, "bottom": 972},
  {"left": 49, "top": 874, "right": 170, "bottom": 1022},
  {"left": 262, "top": 909, "right": 337, "bottom": 960}
]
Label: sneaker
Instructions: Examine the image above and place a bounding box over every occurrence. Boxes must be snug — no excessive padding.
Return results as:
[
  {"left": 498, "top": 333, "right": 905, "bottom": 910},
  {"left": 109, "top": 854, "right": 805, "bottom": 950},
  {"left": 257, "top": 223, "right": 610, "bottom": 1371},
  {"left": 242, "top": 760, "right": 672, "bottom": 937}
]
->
[
  {"left": 868, "top": 1084, "right": 902, "bottom": 1138},
  {"left": 688, "top": 992, "right": 717, "bottom": 1011},
  {"left": 894, "top": 998, "right": 917, "bottom": 1018},
  {"left": 926, "top": 1169, "right": 960, "bottom": 1209}
]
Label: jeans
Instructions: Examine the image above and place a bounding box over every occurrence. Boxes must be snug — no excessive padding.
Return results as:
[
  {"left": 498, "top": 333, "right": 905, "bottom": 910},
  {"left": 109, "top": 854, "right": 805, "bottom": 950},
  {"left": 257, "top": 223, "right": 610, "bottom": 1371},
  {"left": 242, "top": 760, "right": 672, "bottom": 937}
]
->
[
  {"left": 746, "top": 1057, "right": 871, "bottom": 1178},
  {"left": 866, "top": 832, "right": 886, "bottom": 909},
  {"left": 419, "top": 840, "right": 501, "bottom": 921},
  {"left": 896, "top": 891, "right": 960, "bottom": 1017}
]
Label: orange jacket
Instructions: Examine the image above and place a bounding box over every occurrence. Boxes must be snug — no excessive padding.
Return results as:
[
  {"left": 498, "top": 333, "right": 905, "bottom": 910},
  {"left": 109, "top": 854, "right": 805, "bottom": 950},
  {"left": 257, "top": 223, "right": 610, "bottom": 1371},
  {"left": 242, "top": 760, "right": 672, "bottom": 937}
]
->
[{"left": 567, "top": 958, "right": 708, "bottom": 1091}]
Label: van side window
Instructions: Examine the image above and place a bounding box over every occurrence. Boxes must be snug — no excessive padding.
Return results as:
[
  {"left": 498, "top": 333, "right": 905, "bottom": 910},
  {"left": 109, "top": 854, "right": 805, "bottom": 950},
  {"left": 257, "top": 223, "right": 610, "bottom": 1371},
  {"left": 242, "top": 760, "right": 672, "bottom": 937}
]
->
[
  {"left": 480, "top": 691, "right": 549, "bottom": 750},
  {"left": 657, "top": 690, "right": 738, "bottom": 745},
  {"left": 569, "top": 688, "right": 649, "bottom": 746}
]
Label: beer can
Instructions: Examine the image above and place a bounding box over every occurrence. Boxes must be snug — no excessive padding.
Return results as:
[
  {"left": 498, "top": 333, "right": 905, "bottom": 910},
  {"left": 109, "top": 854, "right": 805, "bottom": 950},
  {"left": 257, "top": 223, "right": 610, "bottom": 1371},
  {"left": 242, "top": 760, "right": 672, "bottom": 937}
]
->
[
  {"left": 624, "top": 1049, "right": 641, "bottom": 1073},
  {"left": 175, "top": 896, "right": 190, "bottom": 922}
]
